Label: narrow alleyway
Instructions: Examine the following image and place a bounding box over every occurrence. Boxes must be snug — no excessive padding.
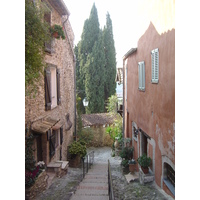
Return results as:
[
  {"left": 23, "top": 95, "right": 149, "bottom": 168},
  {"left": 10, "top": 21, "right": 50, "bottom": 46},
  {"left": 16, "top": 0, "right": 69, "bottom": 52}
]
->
[{"left": 35, "top": 147, "right": 173, "bottom": 200}]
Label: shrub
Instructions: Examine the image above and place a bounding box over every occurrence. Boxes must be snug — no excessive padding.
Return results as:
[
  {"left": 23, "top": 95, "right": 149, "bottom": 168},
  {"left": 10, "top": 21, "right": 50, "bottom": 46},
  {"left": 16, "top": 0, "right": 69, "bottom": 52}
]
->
[{"left": 68, "top": 141, "right": 87, "bottom": 158}]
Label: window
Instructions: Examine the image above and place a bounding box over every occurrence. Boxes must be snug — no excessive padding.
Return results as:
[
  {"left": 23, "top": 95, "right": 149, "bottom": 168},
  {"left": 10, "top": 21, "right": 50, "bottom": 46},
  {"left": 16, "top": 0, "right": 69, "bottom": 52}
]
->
[
  {"left": 151, "top": 48, "right": 159, "bottom": 83},
  {"left": 163, "top": 162, "right": 175, "bottom": 196},
  {"left": 132, "top": 122, "right": 138, "bottom": 141},
  {"left": 138, "top": 61, "right": 145, "bottom": 91},
  {"left": 45, "top": 64, "right": 61, "bottom": 110}
]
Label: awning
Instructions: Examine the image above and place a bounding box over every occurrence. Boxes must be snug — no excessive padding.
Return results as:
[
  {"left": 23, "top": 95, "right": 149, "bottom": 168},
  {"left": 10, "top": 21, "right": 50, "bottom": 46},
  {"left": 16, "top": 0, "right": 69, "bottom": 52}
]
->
[{"left": 31, "top": 117, "right": 62, "bottom": 134}]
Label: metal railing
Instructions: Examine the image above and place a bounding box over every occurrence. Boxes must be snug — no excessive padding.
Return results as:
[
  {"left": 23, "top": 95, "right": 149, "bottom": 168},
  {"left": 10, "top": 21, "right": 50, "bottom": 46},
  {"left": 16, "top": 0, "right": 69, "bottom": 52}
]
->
[
  {"left": 108, "top": 159, "right": 114, "bottom": 200},
  {"left": 82, "top": 151, "right": 94, "bottom": 178}
]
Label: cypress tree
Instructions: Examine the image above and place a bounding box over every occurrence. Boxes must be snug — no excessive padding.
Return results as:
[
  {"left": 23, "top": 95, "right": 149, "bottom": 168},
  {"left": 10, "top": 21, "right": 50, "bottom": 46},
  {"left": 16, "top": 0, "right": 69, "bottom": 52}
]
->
[
  {"left": 76, "top": 3, "right": 100, "bottom": 112},
  {"left": 85, "top": 31, "right": 106, "bottom": 113},
  {"left": 103, "top": 12, "right": 117, "bottom": 107}
]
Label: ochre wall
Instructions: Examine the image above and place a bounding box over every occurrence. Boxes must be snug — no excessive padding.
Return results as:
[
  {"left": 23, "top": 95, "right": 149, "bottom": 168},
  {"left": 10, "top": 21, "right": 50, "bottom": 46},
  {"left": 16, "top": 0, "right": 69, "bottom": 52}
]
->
[{"left": 123, "top": 0, "right": 175, "bottom": 197}]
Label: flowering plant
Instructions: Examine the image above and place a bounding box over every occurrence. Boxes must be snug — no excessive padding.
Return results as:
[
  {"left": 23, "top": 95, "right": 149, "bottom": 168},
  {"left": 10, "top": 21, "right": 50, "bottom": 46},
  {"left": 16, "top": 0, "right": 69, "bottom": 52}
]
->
[
  {"left": 25, "top": 165, "right": 40, "bottom": 187},
  {"left": 37, "top": 161, "right": 45, "bottom": 169}
]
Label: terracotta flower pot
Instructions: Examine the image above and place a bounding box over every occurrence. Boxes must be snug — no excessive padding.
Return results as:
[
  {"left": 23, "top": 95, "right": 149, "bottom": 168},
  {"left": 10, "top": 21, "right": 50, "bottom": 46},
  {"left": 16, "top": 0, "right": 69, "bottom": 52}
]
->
[
  {"left": 141, "top": 166, "right": 149, "bottom": 174},
  {"left": 129, "top": 164, "right": 135, "bottom": 173},
  {"left": 53, "top": 32, "right": 59, "bottom": 38}
]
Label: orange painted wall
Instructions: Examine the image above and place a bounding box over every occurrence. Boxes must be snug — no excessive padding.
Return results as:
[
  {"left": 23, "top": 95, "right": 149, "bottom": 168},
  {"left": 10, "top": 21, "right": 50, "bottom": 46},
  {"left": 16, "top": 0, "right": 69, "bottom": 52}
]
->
[{"left": 124, "top": 22, "right": 175, "bottom": 198}]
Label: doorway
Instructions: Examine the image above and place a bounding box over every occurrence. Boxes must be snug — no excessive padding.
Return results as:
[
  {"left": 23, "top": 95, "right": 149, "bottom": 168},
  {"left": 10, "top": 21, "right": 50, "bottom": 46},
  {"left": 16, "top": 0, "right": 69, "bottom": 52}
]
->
[
  {"left": 36, "top": 135, "right": 43, "bottom": 162},
  {"left": 140, "top": 129, "right": 150, "bottom": 156}
]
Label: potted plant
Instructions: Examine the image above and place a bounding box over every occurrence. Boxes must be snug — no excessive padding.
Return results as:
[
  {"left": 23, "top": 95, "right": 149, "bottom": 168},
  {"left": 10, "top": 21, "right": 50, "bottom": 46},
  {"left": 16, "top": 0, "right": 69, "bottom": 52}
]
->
[
  {"left": 119, "top": 146, "right": 134, "bottom": 168},
  {"left": 68, "top": 141, "right": 87, "bottom": 167},
  {"left": 128, "top": 159, "right": 137, "bottom": 173},
  {"left": 137, "top": 154, "right": 152, "bottom": 174},
  {"left": 50, "top": 24, "right": 65, "bottom": 39}
]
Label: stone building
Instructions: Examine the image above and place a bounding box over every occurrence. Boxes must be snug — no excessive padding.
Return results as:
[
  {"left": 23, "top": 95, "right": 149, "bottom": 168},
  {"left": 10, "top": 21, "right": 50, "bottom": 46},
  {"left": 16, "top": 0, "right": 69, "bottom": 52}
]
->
[
  {"left": 25, "top": 0, "right": 75, "bottom": 167},
  {"left": 123, "top": 0, "right": 175, "bottom": 198}
]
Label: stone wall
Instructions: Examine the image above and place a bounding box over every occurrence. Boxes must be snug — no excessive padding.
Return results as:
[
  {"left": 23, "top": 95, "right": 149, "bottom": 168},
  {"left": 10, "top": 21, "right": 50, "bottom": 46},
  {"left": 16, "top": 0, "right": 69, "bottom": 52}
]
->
[
  {"left": 25, "top": 171, "right": 47, "bottom": 200},
  {"left": 82, "top": 126, "right": 113, "bottom": 147},
  {"left": 25, "top": 0, "right": 75, "bottom": 165}
]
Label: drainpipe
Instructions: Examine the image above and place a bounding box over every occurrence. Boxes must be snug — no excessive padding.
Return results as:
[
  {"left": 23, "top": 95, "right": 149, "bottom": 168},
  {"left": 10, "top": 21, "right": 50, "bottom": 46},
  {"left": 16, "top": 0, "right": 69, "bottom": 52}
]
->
[
  {"left": 62, "top": 16, "right": 77, "bottom": 141},
  {"left": 122, "top": 59, "right": 125, "bottom": 148}
]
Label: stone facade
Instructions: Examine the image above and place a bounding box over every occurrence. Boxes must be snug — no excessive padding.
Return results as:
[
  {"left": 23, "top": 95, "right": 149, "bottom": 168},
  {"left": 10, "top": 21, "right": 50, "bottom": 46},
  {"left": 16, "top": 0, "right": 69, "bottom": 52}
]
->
[
  {"left": 25, "top": 171, "right": 47, "bottom": 200},
  {"left": 25, "top": 0, "right": 75, "bottom": 166}
]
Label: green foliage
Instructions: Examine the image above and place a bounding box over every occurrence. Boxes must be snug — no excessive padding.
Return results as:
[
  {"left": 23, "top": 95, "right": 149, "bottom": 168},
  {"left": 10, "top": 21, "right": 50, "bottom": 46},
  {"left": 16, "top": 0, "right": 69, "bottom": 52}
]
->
[
  {"left": 68, "top": 141, "right": 87, "bottom": 158},
  {"left": 25, "top": 0, "right": 51, "bottom": 95},
  {"left": 119, "top": 146, "right": 134, "bottom": 160},
  {"left": 103, "top": 13, "right": 117, "bottom": 102},
  {"left": 78, "top": 127, "right": 94, "bottom": 147},
  {"left": 137, "top": 154, "right": 152, "bottom": 168},
  {"left": 106, "top": 94, "right": 118, "bottom": 114},
  {"left": 51, "top": 24, "right": 65, "bottom": 39},
  {"left": 75, "top": 6, "right": 117, "bottom": 113},
  {"left": 121, "top": 159, "right": 129, "bottom": 168},
  {"left": 25, "top": 133, "right": 36, "bottom": 171},
  {"left": 106, "top": 114, "right": 123, "bottom": 142},
  {"left": 119, "top": 146, "right": 134, "bottom": 168},
  {"left": 85, "top": 31, "right": 106, "bottom": 113}
]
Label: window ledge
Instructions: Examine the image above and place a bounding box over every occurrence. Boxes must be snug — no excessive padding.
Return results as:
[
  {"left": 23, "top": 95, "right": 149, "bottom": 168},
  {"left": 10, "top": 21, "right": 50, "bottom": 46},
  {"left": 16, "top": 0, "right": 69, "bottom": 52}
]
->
[{"left": 163, "top": 178, "right": 175, "bottom": 196}]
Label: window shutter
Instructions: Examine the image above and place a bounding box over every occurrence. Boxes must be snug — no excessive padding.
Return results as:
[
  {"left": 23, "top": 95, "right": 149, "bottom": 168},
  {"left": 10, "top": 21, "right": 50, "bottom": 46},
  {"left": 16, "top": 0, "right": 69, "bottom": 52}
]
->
[
  {"left": 60, "top": 126, "right": 63, "bottom": 145},
  {"left": 151, "top": 48, "right": 159, "bottom": 83},
  {"left": 142, "top": 62, "right": 145, "bottom": 90},
  {"left": 138, "top": 63, "right": 142, "bottom": 89},
  {"left": 57, "top": 69, "right": 61, "bottom": 105},
  {"left": 138, "top": 61, "right": 145, "bottom": 91},
  {"left": 45, "top": 67, "right": 52, "bottom": 110}
]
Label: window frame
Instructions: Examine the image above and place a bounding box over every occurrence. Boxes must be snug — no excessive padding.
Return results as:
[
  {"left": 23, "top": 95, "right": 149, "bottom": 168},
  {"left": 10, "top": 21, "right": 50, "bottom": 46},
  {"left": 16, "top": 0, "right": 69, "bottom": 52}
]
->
[
  {"left": 151, "top": 48, "right": 159, "bottom": 83},
  {"left": 138, "top": 61, "right": 145, "bottom": 91}
]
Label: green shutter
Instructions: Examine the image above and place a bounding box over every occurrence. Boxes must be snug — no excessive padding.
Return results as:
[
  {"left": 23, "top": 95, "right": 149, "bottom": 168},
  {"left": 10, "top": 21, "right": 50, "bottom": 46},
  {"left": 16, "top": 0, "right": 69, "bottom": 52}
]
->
[{"left": 57, "top": 69, "right": 61, "bottom": 105}]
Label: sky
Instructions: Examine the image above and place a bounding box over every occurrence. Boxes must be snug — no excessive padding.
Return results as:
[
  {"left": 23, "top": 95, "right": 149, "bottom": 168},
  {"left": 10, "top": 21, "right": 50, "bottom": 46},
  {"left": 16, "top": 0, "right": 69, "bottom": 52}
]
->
[{"left": 64, "top": 0, "right": 140, "bottom": 67}]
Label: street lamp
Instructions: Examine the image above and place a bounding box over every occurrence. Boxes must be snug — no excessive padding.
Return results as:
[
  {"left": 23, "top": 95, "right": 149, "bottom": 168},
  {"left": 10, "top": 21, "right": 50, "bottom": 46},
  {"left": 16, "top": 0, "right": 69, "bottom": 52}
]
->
[
  {"left": 82, "top": 97, "right": 89, "bottom": 107},
  {"left": 74, "top": 94, "right": 89, "bottom": 141}
]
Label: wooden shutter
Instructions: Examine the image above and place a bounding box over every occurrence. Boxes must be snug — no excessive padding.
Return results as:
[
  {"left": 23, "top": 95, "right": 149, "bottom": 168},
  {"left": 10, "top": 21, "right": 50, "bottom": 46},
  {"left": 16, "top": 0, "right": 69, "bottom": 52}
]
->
[
  {"left": 60, "top": 126, "right": 63, "bottom": 145},
  {"left": 57, "top": 69, "right": 61, "bottom": 105},
  {"left": 49, "top": 132, "right": 55, "bottom": 158},
  {"left": 151, "top": 48, "right": 159, "bottom": 83},
  {"left": 44, "top": 11, "right": 52, "bottom": 52},
  {"left": 45, "top": 67, "right": 52, "bottom": 110}
]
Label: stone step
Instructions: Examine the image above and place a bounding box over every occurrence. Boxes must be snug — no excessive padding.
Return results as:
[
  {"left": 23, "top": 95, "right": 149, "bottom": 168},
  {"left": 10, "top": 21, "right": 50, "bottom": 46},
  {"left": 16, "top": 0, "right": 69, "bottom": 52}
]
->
[
  {"left": 47, "top": 161, "right": 69, "bottom": 176},
  {"left": 70, "top": 195, "right": 109, "bottom": 200},
  {"left": 56, "top": 161, "right": 69, "bottom": 170},
  {"left": 47, "top": 162, "right": 62, "bottom": 173}
]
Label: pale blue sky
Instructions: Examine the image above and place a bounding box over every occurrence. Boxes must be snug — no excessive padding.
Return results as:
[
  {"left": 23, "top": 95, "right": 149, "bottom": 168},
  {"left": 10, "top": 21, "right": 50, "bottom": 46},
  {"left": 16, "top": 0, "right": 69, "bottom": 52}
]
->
[{"left": 64, "top": 0, "right": 140, "bottom": 67}]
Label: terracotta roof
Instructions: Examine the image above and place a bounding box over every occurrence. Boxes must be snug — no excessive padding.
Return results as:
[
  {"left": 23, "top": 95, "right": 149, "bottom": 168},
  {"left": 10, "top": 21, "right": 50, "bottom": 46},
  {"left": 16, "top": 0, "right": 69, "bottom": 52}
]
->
[{"left": 81, "top": 113, "right": 116, "bottom": 127}]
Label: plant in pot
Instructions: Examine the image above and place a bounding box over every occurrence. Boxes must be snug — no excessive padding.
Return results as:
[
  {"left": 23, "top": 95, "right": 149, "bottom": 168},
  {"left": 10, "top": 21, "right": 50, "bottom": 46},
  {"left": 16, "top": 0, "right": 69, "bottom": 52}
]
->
[
  {"left": 68, "top": 141, "right": 87, "bottom": 167},
  {"left": 50, "top": 24, "right": 65, "bottom": 39},
  {"left": 137, "top": 154, "right": 152, "bottom": 174},
  {"left": 128, "top": 159, "right": 137, "bottom": 173},
  {"left": 119, "top": 145, "right": 134, "bottom": 168}
]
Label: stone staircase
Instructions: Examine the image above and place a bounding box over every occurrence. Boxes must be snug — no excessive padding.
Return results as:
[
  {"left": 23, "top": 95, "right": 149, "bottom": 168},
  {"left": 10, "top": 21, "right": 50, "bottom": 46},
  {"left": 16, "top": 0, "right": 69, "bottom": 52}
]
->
[{"left": 70, "top": 163, "right": 109, "bottom": 200}]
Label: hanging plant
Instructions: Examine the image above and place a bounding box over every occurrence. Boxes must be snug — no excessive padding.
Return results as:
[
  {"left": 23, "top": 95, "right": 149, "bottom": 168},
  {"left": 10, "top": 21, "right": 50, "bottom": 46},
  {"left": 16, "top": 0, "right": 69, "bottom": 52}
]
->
[{"left": 50, "top": 24, "right": 65, "bottom": 39}]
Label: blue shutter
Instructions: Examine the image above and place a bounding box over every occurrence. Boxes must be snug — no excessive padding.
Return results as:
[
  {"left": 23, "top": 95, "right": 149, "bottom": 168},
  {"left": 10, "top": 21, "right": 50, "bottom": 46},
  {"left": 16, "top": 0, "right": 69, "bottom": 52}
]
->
[
  {"left": 138, "top": 61, "right": 145, "bottom": 91},
  {"left": 151, "top": 48, "right": 159, "bottom": 83}
]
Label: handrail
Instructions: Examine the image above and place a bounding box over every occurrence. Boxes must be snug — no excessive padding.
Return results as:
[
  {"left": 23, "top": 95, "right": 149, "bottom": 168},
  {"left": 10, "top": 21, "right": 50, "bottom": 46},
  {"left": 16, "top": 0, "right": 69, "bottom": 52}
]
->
[
  {"left": 108, "top": 159, "right": 114, "bottom": 200},
  {"left": 82, "top": 151, "right": 94, "bottom": 178}
]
